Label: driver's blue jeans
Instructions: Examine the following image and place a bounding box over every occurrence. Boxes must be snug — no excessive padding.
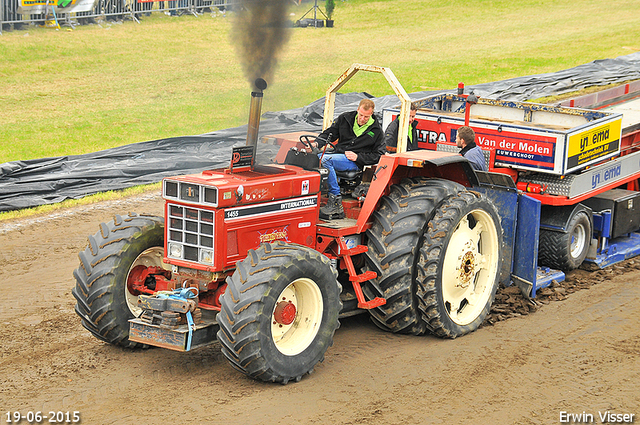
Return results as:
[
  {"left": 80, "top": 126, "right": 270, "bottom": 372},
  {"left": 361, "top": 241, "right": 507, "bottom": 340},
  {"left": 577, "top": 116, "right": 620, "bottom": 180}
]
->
[{"left": 318, "top": 153, "right": 360, "bottom": 196}]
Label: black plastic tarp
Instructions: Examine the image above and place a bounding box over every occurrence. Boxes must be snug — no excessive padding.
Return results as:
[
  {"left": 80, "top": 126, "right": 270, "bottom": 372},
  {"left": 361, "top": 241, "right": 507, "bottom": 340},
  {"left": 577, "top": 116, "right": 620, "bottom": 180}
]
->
[
  {"left": 2, "top": 52, "right": 640, "bottom": 212},
  {"left": 468, "top": 52, "right": 640, "bottom": 101}
]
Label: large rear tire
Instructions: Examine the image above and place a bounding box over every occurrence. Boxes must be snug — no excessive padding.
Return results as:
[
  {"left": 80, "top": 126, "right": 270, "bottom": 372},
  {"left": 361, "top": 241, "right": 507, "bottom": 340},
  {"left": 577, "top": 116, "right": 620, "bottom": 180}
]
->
[
  {"left": 72, "top": 213, "right": 166, "bottom": 347},
  {"left": 538, "top": 210, "right": 591, "bottom": 271},
  {"left": 217, "top": 241, "right": 341, "bottom": 384},
  {"left": 417, "top": 191, "right": 502, "bottom": 338},
  {"left": 363, "top": 178, "right": 463, "bottom": 335}
]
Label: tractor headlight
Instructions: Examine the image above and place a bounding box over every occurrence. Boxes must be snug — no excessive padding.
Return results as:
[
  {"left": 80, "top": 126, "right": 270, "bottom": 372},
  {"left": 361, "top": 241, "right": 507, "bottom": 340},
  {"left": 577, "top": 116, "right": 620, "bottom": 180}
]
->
[
  {"left": 169, "top": 242, "right": 183, "bottom": 259},
  {"left": 200, "top": 248, "right": 214, "bottom": 265}
]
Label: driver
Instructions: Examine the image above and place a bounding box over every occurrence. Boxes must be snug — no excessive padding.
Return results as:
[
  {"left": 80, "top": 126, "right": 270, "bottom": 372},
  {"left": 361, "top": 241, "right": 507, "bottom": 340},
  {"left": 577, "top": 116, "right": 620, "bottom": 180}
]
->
[{"left": 310, "top": 98, "right": 385, "bottom": 220}]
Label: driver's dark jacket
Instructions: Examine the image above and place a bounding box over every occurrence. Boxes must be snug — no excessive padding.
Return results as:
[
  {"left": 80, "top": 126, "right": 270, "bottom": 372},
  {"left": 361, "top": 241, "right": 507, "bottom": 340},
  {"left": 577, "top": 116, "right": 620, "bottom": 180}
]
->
[
  {"left": 384, "top": 117, "right": 420, "bottom": 152},
  {"left": 316, "top": 110, "right": 386, "bottom": 169}
]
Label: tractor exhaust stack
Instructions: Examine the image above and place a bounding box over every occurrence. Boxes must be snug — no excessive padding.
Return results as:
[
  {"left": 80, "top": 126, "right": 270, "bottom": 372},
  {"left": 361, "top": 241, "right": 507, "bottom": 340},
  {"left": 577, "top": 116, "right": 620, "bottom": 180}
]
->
[{"left": 246, "top": 78, "right": 268, "bottom": 147}]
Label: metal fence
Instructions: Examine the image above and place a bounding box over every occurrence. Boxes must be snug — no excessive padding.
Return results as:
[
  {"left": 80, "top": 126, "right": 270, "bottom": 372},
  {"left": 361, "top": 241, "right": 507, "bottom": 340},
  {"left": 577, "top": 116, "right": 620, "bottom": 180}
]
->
[{"left": 1, "top": 0, "right": 237, "bottom": 32}]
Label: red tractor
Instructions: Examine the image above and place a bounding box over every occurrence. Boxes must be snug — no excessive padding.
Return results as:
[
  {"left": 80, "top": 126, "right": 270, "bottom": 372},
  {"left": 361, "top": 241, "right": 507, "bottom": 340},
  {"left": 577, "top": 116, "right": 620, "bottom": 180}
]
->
[{"left": 72, "top": 65, "right": 560, "bottom": 383}]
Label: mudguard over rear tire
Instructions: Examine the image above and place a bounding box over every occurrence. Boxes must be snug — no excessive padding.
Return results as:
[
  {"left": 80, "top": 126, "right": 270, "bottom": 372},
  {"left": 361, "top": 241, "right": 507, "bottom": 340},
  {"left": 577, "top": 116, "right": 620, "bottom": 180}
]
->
[
  {"left": 72, "top": 213, "right": 165, "bottom": 348},
  {"left": 417, "top": 191, "right": 502, "bottom": 338},
  {"left": 217, "top": 241, "right": 341, "bottom": 384}
]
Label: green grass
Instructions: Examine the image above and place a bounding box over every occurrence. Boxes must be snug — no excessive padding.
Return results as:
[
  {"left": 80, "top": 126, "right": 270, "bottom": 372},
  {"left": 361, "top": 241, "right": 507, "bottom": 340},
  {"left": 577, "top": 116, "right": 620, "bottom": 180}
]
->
[{"left": 1, "top": 0, "right": 639, "bottom": 164}]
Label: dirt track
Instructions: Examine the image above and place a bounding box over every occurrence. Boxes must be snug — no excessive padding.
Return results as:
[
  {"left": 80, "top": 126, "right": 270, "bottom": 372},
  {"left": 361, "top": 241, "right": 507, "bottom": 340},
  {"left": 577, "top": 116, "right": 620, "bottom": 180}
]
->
[{"left": 1, "top": 192, "right": 639, "bottom": 425}]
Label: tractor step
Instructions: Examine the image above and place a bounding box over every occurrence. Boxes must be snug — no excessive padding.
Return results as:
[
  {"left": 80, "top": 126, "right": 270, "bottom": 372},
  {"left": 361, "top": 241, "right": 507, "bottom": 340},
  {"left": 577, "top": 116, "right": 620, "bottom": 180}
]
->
[{"left": 336, "top": 236, "right": 387, "bottom": 310}]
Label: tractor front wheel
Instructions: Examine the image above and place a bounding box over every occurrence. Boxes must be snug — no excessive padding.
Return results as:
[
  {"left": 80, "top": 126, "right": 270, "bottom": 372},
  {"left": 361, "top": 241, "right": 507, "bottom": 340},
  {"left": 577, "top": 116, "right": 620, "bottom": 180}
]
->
[
  {"left": 217, "top": 241, "right": 341, "bottom": 384},
  {"left": 417, "top": 191, "right": 502, "bottom": 338},
  {"left": 72, "top": 213, "right": 166, "bottom": 347}
]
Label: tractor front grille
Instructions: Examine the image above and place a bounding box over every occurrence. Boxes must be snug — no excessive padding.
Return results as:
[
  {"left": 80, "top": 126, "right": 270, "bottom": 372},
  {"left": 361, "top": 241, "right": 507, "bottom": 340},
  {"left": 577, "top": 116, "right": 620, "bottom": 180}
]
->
[{"left": 167, "top": 203, "right": 215, "bottom": 265}]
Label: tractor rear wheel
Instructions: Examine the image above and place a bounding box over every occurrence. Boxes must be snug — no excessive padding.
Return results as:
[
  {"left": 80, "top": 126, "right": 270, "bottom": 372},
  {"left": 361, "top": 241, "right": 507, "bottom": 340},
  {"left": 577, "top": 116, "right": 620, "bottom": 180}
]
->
[
  {"left": 363, "top": 178, "right": 463, "bottom": 335},
  {"left": 72, "top": 213, "right": 166, "bottom": 347},
  {"left": 217, "top": 241, "right": 341, "bottom": 384},
  {"left": 538, "top": 210, "right": 591, "bottom": 271},
  {"left": 417, "top": 191, "right": 502, "bottom": 338}
]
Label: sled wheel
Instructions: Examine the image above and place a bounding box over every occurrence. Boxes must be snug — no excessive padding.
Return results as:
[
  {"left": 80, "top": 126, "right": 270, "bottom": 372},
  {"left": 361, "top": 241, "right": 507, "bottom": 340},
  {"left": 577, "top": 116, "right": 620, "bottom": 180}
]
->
[
  {"left": 217, "top": 241, "right": 341, "bottom": 384},
  {"left": 538, "top": 210, "right": 591, "bottom": 271},
  {"left": 363, "top": 178, "right": 463, "bottom": 335},
  {"left": 72, "top": 213, "right": 166, "bottom": 347},
  {"left": 418, "top": 191, "right": 502, "bottom": 338}
]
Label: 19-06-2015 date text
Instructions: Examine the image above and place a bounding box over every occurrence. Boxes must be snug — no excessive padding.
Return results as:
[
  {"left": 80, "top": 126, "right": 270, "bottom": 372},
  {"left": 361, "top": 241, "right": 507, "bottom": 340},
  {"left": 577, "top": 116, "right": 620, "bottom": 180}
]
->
[{"left": 4, "top": 411, "right": 80, "bottom": 424}]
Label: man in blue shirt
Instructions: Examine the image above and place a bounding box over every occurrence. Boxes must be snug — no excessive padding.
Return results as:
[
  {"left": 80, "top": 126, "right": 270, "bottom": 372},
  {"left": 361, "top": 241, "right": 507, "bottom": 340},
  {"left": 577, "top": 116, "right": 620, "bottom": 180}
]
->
[{"left": 455, "top": 126, "right": 488, "bottom": 171}]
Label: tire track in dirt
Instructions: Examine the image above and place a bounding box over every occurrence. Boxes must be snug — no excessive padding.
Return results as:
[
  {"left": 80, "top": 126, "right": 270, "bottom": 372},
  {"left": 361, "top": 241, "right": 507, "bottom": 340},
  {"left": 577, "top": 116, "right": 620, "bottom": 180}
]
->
[{"left": 1, "top": 193, "right": 639, "bottom": 424}]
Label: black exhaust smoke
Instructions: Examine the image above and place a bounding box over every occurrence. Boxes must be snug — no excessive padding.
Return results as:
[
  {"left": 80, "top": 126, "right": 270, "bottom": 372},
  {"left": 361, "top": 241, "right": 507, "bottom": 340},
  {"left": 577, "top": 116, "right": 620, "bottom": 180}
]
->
[
  {"left": 232, "top": 0, "right": 291, "bottom": 152},
  {"left": 232, "top": 0, "right": 291, "bottom": 85}
]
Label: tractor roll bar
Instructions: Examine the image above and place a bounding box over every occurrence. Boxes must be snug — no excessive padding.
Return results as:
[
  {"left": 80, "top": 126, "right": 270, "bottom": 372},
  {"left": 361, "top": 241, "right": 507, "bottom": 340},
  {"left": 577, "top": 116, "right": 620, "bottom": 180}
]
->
[{"left": 322, "top": 64, "right": 412, "bottom": 153}]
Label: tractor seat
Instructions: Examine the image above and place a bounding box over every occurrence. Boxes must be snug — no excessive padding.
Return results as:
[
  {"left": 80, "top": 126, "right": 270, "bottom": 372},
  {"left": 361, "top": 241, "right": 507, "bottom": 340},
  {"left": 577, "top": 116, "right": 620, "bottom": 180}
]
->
[
  {"left": 335, "top": 169, "right": 362, "bottom": 180},
  {"left": 334, "top": 169, "right": 363, "bottom": 197}
]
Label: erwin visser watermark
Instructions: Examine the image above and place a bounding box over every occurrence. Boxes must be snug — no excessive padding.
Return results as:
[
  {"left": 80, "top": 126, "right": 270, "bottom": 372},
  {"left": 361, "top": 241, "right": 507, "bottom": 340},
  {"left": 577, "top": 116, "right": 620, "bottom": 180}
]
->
[{"left": 560, "top": 411, "right": 635, "bottom": 423}]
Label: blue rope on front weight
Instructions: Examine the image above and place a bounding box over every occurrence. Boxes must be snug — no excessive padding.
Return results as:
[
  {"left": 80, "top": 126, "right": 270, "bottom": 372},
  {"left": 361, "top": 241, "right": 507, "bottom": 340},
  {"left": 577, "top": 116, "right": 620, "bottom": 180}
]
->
[
  {"left": 156, "top": 287, "right": 199, "bottom": 351},
  {"left": 183, "top": 310, "right": 195, "bottom": 351}
]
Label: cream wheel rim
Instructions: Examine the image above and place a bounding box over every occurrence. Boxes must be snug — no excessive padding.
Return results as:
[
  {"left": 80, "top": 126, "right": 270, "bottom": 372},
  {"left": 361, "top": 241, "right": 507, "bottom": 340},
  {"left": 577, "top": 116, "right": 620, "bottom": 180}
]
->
[
  {"left": 441, "top": 209, "right": 500, "bottom": 326},
  {"left": 125, "top": 247, "right": 167, "bottom": 317},
  {"left": 271, "top": 278, "right": 323, "bottom": 356}
]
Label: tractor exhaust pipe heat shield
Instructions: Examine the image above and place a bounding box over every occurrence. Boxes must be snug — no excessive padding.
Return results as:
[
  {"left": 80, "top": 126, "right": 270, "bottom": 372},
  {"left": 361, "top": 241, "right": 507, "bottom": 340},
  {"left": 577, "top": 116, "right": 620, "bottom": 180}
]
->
[{"left": 246, "top": 78, "right": 268, "bottom": 147}]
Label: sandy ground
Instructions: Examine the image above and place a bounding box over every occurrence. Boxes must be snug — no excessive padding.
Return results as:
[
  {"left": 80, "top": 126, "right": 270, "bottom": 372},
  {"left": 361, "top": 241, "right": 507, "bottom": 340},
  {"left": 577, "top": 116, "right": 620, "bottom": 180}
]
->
[{"left": 0, "top": 192, "right": 639, "bottom": 425}]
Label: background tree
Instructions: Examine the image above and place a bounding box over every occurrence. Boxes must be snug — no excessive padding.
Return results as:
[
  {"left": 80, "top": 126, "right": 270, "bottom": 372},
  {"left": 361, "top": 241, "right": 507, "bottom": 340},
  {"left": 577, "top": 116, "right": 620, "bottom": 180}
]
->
[{"left": 325, "top": 0, "right": 334, "bottom": 19}]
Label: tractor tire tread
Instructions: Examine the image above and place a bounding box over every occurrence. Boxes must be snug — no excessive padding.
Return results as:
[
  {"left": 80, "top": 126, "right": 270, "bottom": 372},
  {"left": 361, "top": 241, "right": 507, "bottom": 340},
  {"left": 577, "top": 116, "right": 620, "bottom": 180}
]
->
[
  {"left": 416, "top": 191, "right": 502, "bottom": 339},
  {"left": 72, "top": 214, "right": 164, "bottom": 348},
  {"left": 217, "top": 241, "right": 341, "bottom": 384},
  {"left": 363, "top": 178, "right": 463, "bottom": 335}
]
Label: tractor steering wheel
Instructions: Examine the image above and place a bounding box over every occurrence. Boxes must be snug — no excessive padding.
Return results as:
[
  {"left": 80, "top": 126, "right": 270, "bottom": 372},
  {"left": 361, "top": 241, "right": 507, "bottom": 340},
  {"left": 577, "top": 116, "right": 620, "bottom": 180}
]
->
[
  {"left": 299, "top": 134, "right": 322, "bottom": 154},
  {"left": 299, "top": 134, "right": 317, "bottom": 150}
]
